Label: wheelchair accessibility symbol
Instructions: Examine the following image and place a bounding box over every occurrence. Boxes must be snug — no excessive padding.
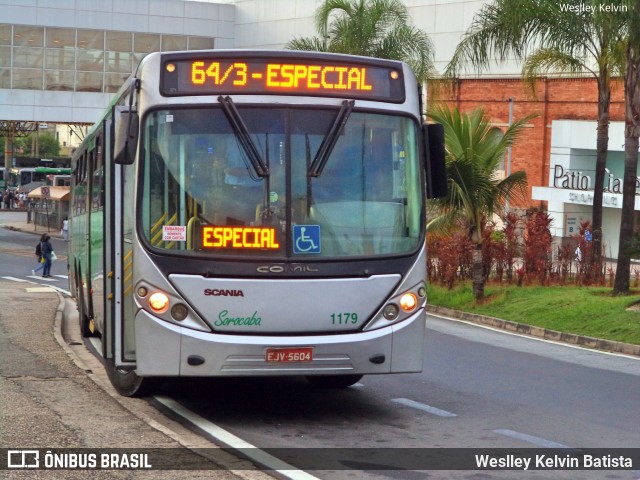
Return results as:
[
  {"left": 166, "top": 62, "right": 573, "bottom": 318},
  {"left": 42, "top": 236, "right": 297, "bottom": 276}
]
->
[{"left": 293, "top": 225, "right": 321, "bottom": 254}]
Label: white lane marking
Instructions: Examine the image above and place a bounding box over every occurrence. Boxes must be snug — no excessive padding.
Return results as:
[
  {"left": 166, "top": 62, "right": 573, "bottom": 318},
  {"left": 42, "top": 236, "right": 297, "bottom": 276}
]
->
[
  {"left": 2, "top": 275, "right": 70, "bottom": 295},
  {"left": 391, "top": 398, "right": 457, "bottom": 417},
  {"left": 53, "top": 274, "right": 68, "bottom": 279},
  {"left": 153, "top": 395, "right": 321, "bottom": 480},
  {"left": 493, "top": 429, "right": 571, "bottom": 448},
  {"left": 49, "top": 285, "right": 71, "bottom": 296},
  {"left": 27, "top": 275, "right": 57, "bottom": 281}
]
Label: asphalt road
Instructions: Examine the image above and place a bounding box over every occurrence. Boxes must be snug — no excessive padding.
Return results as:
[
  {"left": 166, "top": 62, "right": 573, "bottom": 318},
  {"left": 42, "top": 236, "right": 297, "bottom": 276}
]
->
[
  {"left": 146, "top": 309, "right": 640, "bottom": 479},
  {"left": 0, "top": 211, "right": 69, "bottom": 291}
]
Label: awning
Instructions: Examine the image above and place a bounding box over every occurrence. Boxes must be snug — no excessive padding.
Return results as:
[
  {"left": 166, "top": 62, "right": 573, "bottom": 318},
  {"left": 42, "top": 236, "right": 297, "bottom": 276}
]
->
[{"left": 27, "top": 186, "right": 71, "bottom": 201}]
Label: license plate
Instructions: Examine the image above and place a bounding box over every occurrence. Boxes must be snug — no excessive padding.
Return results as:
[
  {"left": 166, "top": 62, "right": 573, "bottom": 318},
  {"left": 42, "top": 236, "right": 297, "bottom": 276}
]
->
[{"left": 265, "top": 347, "right": 313, "bottom": 363}]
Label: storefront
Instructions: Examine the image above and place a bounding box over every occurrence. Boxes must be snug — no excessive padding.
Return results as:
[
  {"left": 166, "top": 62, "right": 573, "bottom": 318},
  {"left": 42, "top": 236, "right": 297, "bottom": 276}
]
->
[
  {"left": 532, "top": 120, "right": 639, "bottom": 259},
  {"left": 27, "top": 185, "right": 70, "bottom": 233}
]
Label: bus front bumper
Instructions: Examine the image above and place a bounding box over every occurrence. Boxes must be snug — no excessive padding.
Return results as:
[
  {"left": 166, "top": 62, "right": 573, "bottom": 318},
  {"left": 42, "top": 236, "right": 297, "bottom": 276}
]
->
[{"left": 134, "top": 309, "right": 426, "bottom": 377}]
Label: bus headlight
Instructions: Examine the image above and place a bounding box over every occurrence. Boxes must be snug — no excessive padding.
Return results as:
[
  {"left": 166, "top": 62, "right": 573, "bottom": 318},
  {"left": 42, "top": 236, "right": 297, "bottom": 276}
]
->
[
  {"left": 399, "top": 292, "right": 418, "bottom": 312},
  {"left": 383, "top": 303, "right": 399, "bottom": 320},
  {"left": 365, "top": 282, "right": 426, "bottom": 331},
  {"left": 171, "top": 303, "right": 189, "bottom": 321},
  {"left": 148, "top": 292, "right": 170, "bottom": 313},
  {"left": 133, "top": 281, "right": 211, "bottom": 332}
]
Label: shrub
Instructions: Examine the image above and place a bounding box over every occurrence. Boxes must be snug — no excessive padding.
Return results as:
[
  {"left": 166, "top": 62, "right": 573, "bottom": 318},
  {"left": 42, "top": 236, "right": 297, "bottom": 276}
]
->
[
  {"left": 502, "top": 211, "right": 521, "bottom": 284},
  {"left": 523, "top": 210, "right": 553, "bottom": 285}
]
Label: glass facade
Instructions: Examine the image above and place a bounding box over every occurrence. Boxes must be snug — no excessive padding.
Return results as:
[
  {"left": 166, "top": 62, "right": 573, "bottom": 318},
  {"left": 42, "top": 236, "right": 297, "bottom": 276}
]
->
[{"left": 0, "top": 24, "right": 215, "bottom": 92}]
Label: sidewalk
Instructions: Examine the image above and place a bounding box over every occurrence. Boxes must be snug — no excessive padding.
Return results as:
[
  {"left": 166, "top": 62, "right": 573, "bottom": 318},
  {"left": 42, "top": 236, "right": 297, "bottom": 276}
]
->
[
  {"left": 0, "top": 281, "right": 273, "bottom": 479},
  {"left": 0, "top": 211, "right": 64, "bottom": 240}
]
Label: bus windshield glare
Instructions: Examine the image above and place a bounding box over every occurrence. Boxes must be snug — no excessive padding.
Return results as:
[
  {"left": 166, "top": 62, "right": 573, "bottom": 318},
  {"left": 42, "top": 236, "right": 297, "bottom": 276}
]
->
[{"left": 141, "top": 106, "right": 423, "bottom": 258}]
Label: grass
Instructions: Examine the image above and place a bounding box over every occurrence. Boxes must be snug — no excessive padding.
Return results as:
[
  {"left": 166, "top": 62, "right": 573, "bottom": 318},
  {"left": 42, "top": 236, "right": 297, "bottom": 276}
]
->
[{"left": 426, "top": 282, "right": 640, "bottom": 345}]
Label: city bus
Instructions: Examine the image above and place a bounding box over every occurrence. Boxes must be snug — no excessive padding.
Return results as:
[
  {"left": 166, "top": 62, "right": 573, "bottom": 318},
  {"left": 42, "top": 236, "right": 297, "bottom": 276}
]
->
[
  {"left": 68, "top": 50, "right": 446, "bottom": 397},
  {"left": 7, "top": 166, "right": 71, "bottom": 192}
]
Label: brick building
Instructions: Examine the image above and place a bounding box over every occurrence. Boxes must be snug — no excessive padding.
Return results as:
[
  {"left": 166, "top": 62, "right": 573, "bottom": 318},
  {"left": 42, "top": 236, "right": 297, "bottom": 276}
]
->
[
  {"left": 442, "top": 76, "right": 626, "bottom": 203},
  {"left": 441, "top": 76, "right": 630, "bottom": 258}
]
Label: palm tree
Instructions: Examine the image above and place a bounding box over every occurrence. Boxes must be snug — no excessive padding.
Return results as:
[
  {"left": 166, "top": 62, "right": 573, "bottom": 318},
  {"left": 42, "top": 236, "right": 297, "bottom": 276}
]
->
[
  {"left": 427, "top": 105, "right": 534, "bottom": 300},
  {"left": 285, "top": 0, "right": 435, "bottom": 83},
  {"left": 444, "top": 0, "right": 627, "bottom": 275},
  {"left": 613, "top": 0, "right": 640, "bottom": 294}
]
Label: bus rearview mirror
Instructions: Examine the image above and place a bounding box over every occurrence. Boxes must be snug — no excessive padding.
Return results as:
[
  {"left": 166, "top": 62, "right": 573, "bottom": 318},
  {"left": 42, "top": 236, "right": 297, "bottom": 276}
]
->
[
  {"left": 114, "top": 107, "right": 139, "bottom": 165},
  {"left": 423, "top": 123, "right": 447, "bottom": 199}
]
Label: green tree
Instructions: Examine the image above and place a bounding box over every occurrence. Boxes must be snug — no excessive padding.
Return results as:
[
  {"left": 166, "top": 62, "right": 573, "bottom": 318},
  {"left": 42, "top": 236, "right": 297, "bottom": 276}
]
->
[
  {"left": 285, "top": 0, "right": 435, "bottom": 83},
  {"left": 613, "top": 0, "right": 640, "bottom": 294},
  {"left": 444, "top": 0, "right": 627, "bottom": 275},
  {"left": 15, "top": 132, "right": 61, "bottom": 158},
  {"left": 427, "top": 105, "right": 533, "bottom": 300}
]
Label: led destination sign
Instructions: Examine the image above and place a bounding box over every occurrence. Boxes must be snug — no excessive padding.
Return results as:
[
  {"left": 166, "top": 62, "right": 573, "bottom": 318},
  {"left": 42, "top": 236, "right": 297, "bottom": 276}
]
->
[
  {"left": 160, "top": 54, "right": 405, "bottom": 102},
  {"left": 193, "top": 62, "right": 372, "bottom": 91},
  {"left": 202, "top": 226, "right": 280, "bottom": 250}
]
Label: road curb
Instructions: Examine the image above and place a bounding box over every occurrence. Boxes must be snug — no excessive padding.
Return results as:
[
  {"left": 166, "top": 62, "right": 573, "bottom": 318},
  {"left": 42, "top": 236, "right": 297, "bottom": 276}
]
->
[
  {"left": 52, "top": 291, "right": 93, "bottom": 374},
  {"left": 1, "top": 222, "right": 64, "bottom": 239},
  {"left": 426, "top": 304, "right": 640, "bottom": 358}
]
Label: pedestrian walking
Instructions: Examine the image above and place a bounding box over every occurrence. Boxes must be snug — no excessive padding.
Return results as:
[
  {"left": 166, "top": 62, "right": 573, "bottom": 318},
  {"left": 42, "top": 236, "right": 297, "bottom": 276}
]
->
[
  {"left": 32, "top": 234, "right": 47, "bottom": 276},
  {"left": 40, "top": 234, "right": 54, "bottom": 278},
  {"left": 61, "top": 217, "right": 69, "bottom": 241}
]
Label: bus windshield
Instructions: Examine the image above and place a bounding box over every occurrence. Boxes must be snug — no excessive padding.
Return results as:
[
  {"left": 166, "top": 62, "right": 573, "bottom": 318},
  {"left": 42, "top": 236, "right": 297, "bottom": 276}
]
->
[{"left": 141, "top": 106, "right": 423, "bottom": 258}]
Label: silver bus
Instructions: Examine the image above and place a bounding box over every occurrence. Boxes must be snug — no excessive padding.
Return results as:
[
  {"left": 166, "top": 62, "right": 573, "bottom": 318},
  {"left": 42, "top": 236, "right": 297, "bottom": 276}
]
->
[{"left": 68, "top": 50, "right": 446, "bottom": 396}]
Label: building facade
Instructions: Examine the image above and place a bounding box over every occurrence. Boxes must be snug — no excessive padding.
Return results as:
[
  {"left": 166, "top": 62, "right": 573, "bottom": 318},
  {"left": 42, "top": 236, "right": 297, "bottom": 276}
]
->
[
  {"left": 1, "top": 0, "right": 234, "bottom": 123},
  {"left": 532, "top": 119, "right": 636, "bottom": 260},
  {"left": 438, "top": 74, "right": 636, "bottom": 260}
]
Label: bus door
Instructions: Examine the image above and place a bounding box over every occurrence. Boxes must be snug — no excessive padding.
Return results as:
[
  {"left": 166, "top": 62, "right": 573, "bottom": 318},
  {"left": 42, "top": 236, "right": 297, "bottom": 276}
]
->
[
  {"left": 108, "top": 104, "right": 138, "bottom": 369},
  {"left": 103, "top": 117, "right": 115, "bottom": 361}
]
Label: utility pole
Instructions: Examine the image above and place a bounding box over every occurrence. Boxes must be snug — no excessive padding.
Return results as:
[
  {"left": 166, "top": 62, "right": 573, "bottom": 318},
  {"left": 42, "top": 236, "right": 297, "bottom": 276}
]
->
[{"left": 505, "top": 97, "right": 514, "bottom": 211}]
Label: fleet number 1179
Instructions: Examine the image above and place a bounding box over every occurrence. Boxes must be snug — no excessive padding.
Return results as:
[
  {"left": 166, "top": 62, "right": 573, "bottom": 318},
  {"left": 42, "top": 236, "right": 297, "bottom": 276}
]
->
[{"left": 331, "top": 312, "right": 358, "bottom": 325}]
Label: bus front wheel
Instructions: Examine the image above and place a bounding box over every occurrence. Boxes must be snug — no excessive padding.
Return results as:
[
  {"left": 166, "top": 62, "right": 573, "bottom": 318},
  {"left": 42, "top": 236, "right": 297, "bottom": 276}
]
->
[
  {"left": 305, "top": 374, "right": 363, "bottom": 388},
  {"left": 106, "top": 362, "right": 157, "bottom": 397},
  {"left": 76, "top": 265, "right": 93, "bottom": 338}
]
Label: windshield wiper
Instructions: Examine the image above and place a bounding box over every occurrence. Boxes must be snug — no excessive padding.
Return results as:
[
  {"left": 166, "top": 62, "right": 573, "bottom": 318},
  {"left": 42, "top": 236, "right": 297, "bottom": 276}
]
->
[
  {"left": 308, "top": 99, "right": 355, "bottom": 177},
  {"left": 218, "top": 95, "right": 269, "bottom": 177}
]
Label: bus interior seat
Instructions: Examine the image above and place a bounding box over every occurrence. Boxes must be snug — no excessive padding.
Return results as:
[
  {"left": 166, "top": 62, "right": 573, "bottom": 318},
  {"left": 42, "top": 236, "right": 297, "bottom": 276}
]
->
[{"left": 201, "top": 184, "right": 262, "bottom": 226}]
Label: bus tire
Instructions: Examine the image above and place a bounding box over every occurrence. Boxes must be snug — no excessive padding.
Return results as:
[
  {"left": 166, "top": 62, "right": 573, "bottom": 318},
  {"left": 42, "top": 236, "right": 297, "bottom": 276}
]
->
[
  {"left": 76, "top": 265, "right": 93, "bottom": 337},
  {"left": 106, "top": 362, "right": 157, "bottom": 397},
  {"left": 305, "top": 374, "right": 363, "bottom": 388},
  {"left": 68, "top": 262, "right": 77, "bottom": 298}
]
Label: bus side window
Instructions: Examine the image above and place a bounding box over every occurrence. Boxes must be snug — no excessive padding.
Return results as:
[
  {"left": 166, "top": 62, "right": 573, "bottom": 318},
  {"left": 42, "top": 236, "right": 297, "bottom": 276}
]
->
[{"left": 91, "top": 134, "right": 104, "bottom": 212}]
